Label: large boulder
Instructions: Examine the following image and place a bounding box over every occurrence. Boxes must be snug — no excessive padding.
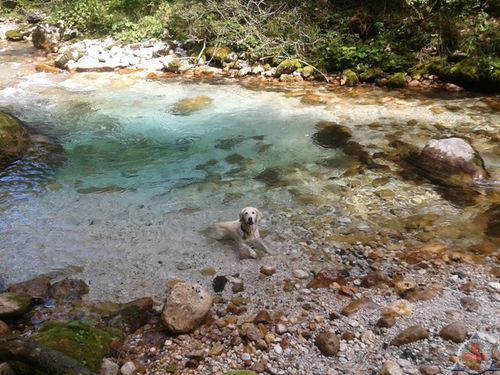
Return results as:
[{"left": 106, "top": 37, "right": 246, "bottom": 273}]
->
[
  {"left": 161, "top": 282, "right": 213, "bottom": 334},
  {"left": 417, "top": 137, "right": 488, "bottom": 186},
  {"left": 32, "top": 24, "right": 61, "bottom": 51},
  {"left": 0, "top": 112, "right": 31, "bottom": 170}
]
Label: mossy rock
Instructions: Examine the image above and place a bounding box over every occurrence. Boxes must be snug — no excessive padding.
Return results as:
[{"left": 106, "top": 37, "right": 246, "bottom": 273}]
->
[
  {"left": 342, "top": 69, "right": 359, "bottom": 86},
  {"left": 205, "top": 46, "right": 231, "bottom": 67},
  {"left": 33, "top": 320, "right": 122, "bottom": 371},
  {"left": 302, "top": 65, "right": 315, "bottom": 78},
  {"left": 164, "top": 59, "right": 182, "bottom": 73},
  {"left": 359, "top": 68, "right": 384, "bottom": 82},
  {"left": 5, "top": 29, "right": 24, "bottom": 41},
  {"left": 385, "top": 72, "right": 407, "bottom": 88},
  {"left": 224, "top": 371, "right": 258, "bottom": 375},
  {"left": 171, "top": 96, "right": 213, "bottom": 116},
  {"left": 276, "top": 59, "right": 302, "bottom": 76},
  {"left": 0, "top": 292, "right": 32, "bottom": 318},
  {"left": 0, "top": 112, "right": 31, "bottom": 170},
  {"left": 430, "top": 57, "right": 500, "bottom": 92}
]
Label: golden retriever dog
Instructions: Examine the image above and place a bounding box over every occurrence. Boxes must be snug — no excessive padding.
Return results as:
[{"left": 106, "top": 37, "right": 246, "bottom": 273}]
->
[{"left": 213, "top": 207, "right": 272, "bottom": 259}]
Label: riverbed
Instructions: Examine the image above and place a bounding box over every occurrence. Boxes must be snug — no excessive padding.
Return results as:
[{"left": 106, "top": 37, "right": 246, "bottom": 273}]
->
[{"left": 0, "top": 41, "right": 498, "bottom": 302}]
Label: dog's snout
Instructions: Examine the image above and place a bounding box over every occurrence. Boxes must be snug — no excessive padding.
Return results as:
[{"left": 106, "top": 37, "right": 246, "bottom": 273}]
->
[{"left": 247, "top": 217, "right": 253, "bottom": 224}]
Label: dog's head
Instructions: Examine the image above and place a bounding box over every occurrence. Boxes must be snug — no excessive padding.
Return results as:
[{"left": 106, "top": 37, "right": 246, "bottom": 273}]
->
[{"left": 239, "top": 207, "right": 262, "bottom": 226}]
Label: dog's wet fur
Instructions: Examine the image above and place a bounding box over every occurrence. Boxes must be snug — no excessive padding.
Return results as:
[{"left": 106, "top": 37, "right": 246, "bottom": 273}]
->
[{"left": 210, "top": 207, "right": 273, "bottom": 259}]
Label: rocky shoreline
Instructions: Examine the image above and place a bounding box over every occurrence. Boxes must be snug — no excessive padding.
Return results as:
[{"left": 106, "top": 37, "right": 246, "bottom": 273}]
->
[{"left": 1, "top": 21, "right": 465, "bottom": 93}]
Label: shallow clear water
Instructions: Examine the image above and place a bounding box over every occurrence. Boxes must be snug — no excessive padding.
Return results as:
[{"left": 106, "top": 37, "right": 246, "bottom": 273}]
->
[{"left": 0, "top": 43, "right": 498, "bottom": 301}]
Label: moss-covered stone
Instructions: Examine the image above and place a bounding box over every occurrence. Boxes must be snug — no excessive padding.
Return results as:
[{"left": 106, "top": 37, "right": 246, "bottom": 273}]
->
[
  {"left": 164, "top": 59, "right": 182, "bottom": 73},
  {"left": 359, "top": 67, "right": 384, "bottom": 82},
  {"left": 342, "top": 69, "right": 359, "bottom": 86},
  {"left": 5, "top": 29, "right": 24, "bottom": 41},
  {"left": 430, "top": 57, "right": 500, "bottom": 92},
  {"left": 276, "top": 59, "right": 302, "bottom": 76},
  {"left": 33, "top": 320, "right": 122, "bottom": 372},
  {"left": 205, "top": 46, "right": 231, "bottom": 67},
  {"left": 385, "top": 72, "right": 407, "bottom": 88},
  {"left": 0, "top": 112, "right": 31, "bottom": 169},
  {"left": 301, "top": 65, "right": 315, "bottom": 78},
  {"left": 0, "top": 292, "right": 32, "bottom": 318}
]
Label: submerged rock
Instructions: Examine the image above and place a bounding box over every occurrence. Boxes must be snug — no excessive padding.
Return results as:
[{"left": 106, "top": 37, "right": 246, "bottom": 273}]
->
[
  {"left": 417, "top": 137, "right": 488, "bottom": 187},
  {"left": 0, "top": 112, "right": 31, "bottom": 170},
  {"left": 312, "top": 121, "right": 352, "bottom": 149},
  {"left": 439, "top": 321, "right": 469, "bottom": 343},
  {"left": 171, "top": 96, "right": 213, "bottom": 116},
  {"left": 161, "top": 282, "right": 213, "bottom": 334},
  {"left": 308, "top": 267, "right": 348, "bottom": 289}
]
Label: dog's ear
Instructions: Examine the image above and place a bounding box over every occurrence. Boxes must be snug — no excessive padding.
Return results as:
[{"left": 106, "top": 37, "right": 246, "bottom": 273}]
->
[
  {"left": 256, "top": 209, "right": 263, "bottom": 222},
  {"left": 239, "top": 208, "right": 245, "bottom": 223}
]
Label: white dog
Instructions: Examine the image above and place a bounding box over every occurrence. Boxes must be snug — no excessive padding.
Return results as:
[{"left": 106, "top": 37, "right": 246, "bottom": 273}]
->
[{"left": 212, "top": 207, "right": 272, "bottom": 259}]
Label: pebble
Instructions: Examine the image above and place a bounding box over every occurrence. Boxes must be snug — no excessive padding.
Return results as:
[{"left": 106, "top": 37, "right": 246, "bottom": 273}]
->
[
  {"left": 391, "top": 325, "right": 429, "bottom": 346},
  {"left": 260, "top": 265, "right": 277, "bottom": 276},
  {"left": 100, "top": 358, "right": 120, "bottom": 375},
  {"left": 377, "top": 316, "right": 396, "bottom": 328},
  {"left": 459, "top": 296, "right": 479, "bottom": 312},
  {"left": 315, "top": 332, "right": 340, "bottom": 356},
  {"left": 292, "top": 269, "right": 309, "bottom": 279},
  {"left": 241, "top": 353, "right": 251, "bottom": 361},
  {"left": 0, "top": 320, "right": 10, "bottom": 336},
  {"left": 487, "top": 282, "right": 500, "bottom": 292},
  {"left": 419, "top": 365, "right": 440, "bottom": 375},
  {"left": 380, "top": 360, "right": 403, "bottom": 375},
  {"left": 276, "top": 323, "right": 288, "bottom": 334},
  {"left": 120, "top": 361, "right": 136, "bottom": 375},
  {"left": 383, "top": 300, "right": 412, "bottom": 317},
  {"left": 274, "top": 344, "right": 283, "bottom": 355},
  {"left": 439, "top": 321, "right": 468, "bottom": 343}
]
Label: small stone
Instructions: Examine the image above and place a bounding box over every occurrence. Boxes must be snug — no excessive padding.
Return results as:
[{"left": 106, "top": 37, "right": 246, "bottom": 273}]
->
[
  {"left": 439, "top": 321, "right": 469, "bottom": 343},
  {"left": 100, "top": 358, "right": 120, "bottom": 375},
  {"left": 201, "top": 267, "right": 217, "bottom": 276},
  {"left": 241, "top": 353, "right": 251, "bottom": 361},
  {"left": 254, "top": 310, "right": 272, "bottom": 324},
  {"left": 120, "top": 361, "right": 136, "bottom": 375},
  {"left": 383, "top": 300, "right": 412, "bottom": 317},
  {"left": 341, "top": 331, "right": 355, "bottom": 341},
  {"left": 0, "top": 320, "right": 10, "bottom": 336},
  {"left": 377, "top": 316, "right": 396, "bottom": 328},
  {"left": 488, "top": 282, "right": 500, "bottom": 292},
  {"left": 212, "top": 276, "right": 229, "bottom": 293},
  {"left": 315, "top": 332, "right": 340, "bottom": 356},
  {"left": 276, "top": 323, "right": 287, "bottom": 334},
  {"left": 292, "top": 269, "right": 309, "bottom": 279},
  {"left": 208, "top": 344, "right": 225, "bottom": 357},
  {"left": 380, "top": 360, "right": 403, "bottom": 375},
  {"left": 231, "top": 280, "right": 245, "bottom": 293},
  {"left": 341, "top": 297, "right": 377, "bottom": 316},
  {"left": 402, "top": 285, "right": 442, "bottom": 301},
  {"left": 459, "top": 296, "right": 479, "bottom": 312},
  {"left": 260, "top": 266, "right": 276, "bottom": 276},
  {"left": 307, "top": 267, "right": 348, "bottom": 288},
  {"left": 274, "top": 344, "right": 283, "bottom": 355},
  {"left": 361, "top": 271, "right": 390, "bottom": 288},
  {"left": 391, "top": 325, "right": 429, "bottom": 346},
  {"left": 394, "top": 280, "right": 417, "bottom": 295},
  {"left": 360, "top": 330, "right": 375, "bottom": 344},
  {"left": 419, "top": 365, "right": 440, "bottom": 375}
]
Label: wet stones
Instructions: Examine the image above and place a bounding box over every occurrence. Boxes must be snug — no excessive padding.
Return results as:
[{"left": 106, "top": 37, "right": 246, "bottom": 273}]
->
[
  {"left": 417, "top": 137, "right": 488, "bottom": 187},
  {"left": 307, "top": 267, "right": 348, "bottom": 289},
  {"left": 361, "top": 271, "right": 390, "bottom": 288},
  {"left": 50, "top": 278, "right": 89, "bottom": 301},
  {"left": 7, "top": 276, "right": 51, "bottom": 298},
  {"left": 391, "top": 325, "right": 429, "bottom": 346},
  {"left": 315, "top": 331, "right": 340, "bottom": 356},
  {"left": 171, "top": 96, "right": 213, "bottom": 116},
  {"left": 161, "top": 282, "right": 213, "bottom": 334},
  {"left": 0, "top": 112, "right": 31, "bottom": 170},
  {"left": 312, "top": 121, "right": 352, "bottom": 149},
  {"left": 439, "top": 321, "right": 469, "bottom": 343},
  {"left": 377, "top": 316, "right": 396, "bottom": 328},
  {"left": 0, "top": 292, "right": 32, "bottom": 319},
  {"left": 108, "top": 297, "right": 153, "bottom": 333}
]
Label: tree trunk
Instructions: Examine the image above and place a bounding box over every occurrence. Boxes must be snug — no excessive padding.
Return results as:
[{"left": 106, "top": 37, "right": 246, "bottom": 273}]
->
[{"left": 0, "top": 336, "right": 95, "bottom": 375}]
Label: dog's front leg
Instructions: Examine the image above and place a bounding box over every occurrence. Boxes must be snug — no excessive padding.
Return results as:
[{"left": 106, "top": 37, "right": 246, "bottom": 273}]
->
[{"left": 238, "top": 241, "right": 257, "bottom": 259}]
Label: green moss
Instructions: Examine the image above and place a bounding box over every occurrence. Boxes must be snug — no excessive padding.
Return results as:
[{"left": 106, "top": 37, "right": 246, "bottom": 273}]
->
[
  {"left": 5, "top": 29, "right": 23, "bottom": 41},
  {"left": 385, "top": 72, "right": 407, "bottom": 88},
  {"left": 205, "top": 46, "right": 231, "bottom": 67},
  {"left": 302, "top": 65, "right": 315, "bottom": 78},
  {"left": 0, "top": 112, "right": 30, "bottom": 169},
  {"left": 276, "top": 59, "right": 302, "bottom": 75},
  {"left": 10, "top": 293, "right": 32, "bottom": 311},
  {"left": 33, "top": 320, "right": 121, "bottom": 371},
  {"left": 359, "top": 67, "right": 384, "bottom": 82},
  {"left": 342, "top": 69, "right": 359, "bottom": 86}
]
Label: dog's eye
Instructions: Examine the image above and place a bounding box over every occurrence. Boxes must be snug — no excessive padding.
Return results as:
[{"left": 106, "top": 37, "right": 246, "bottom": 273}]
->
[{"left": 252, "top": 212, "right": 255, "bottom": 214}]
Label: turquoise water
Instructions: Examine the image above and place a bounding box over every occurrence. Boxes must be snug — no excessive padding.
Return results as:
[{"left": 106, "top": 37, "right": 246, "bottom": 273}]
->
[{"left": 0, "top": 43, "right": 498, "bottom": 301}]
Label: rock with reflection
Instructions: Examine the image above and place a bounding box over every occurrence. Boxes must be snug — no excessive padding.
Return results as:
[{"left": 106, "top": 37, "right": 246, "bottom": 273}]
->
[
  {"left": 0, "top": 112, "right": 31, "bottom": 170},
  {"left": 416, "top": 137, "right": 488, "bottom": 187}
]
